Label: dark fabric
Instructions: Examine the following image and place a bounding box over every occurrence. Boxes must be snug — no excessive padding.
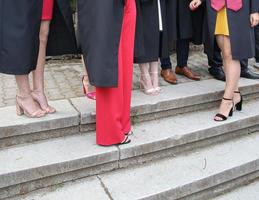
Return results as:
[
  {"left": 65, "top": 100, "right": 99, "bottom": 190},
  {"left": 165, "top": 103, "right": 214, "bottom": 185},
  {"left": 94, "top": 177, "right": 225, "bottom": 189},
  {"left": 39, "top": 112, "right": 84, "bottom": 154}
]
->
[
  {"left": 255, "top": 25, "right": 259, "bottom": 61},
  {"left": 160, "top": 39, "right": 193, "bottom": 69},
  {"left": 47, "top": 0, "right": 78, "bottom": 56},
  {"left": 240, "top": 59, "right": 248, "bottom": 69},
  {"left": 207, "top": 42, "right": 223, "bottom": 68},
  {"left": 0, "top": 0, "right": 42, "bottom": 75},
  {"left": 77, "top": 0, "right": 124, "bottom": 87},
  {"left": 165, "top": 0, "right": 204, "bottom": 45},
  {"left": 207, "top": 41, "right": 248, "bottom": 69},
  {"left": 134, "top": 0, "right": 169, "bottom": 63},
  {"left": 176, "top": 39, "right": 190, "bottom": 67},
  {"left": 160, "top": 57, "right": 172, "bottom": 70},
  {"left": 203, "top": 0, "right": 258, "bottom": 60}
]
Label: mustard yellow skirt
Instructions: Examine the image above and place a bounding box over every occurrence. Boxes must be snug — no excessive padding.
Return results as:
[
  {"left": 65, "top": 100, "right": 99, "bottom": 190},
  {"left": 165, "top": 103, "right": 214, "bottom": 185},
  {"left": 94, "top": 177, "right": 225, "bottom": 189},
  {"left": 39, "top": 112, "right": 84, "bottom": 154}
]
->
[{"left": 215, "top": 7, "right": 229, "bottom": 36}]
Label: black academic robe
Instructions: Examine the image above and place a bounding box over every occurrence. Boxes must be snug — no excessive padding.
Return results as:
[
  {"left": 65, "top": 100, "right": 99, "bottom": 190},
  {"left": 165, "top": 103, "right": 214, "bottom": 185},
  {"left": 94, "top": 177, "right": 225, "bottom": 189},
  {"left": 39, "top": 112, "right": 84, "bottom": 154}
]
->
[
  {"left": 0, "top": 0, "right": 42, "bottom": 75},
  {"left": 203, "top": 0, "right": 259, "bottom": 60},
  {"left": 77, "top": 0, "right": 124, "bottom": 87},
  {"left": 166, "top": 0, "right": 205, "bottom": 45},
  {"left": 134, "top": 0, "right": 169, "bottom": 63},
  {"left": 47, "top": 0, "right": 78, "bottom": 56}
]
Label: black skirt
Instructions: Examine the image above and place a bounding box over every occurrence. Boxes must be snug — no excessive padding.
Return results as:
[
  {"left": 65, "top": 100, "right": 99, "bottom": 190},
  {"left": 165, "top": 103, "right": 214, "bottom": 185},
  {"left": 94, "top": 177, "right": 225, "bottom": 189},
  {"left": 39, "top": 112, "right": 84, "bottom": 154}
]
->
[
  {"left": 134, "top": 0, "right": 169, "bottom": 63},
  {"left": 0, "top": 0, "right": 42, "bottom": 75}
]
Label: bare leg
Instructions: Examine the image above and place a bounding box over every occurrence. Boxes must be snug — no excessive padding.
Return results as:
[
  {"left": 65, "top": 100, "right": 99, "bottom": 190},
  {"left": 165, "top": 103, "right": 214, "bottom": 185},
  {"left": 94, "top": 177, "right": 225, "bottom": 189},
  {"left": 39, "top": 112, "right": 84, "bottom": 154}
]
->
[
  {"left": 215, "top": 35, "right": 241, "bottom": 120},
  {"left": 32, "top": 20, "right": 56, "bottom": 113},
  {"left": 139, "top": 63, "right": 156, "bottom": 95},
  {"left": 81, "top": 56, "right": 96, "bottom": 100},
  {"left": 150, "top": 61, "right": 161, "bottom": 93},
  {"left": 15, "top": 75, "right": 46, "bottom": 117}
]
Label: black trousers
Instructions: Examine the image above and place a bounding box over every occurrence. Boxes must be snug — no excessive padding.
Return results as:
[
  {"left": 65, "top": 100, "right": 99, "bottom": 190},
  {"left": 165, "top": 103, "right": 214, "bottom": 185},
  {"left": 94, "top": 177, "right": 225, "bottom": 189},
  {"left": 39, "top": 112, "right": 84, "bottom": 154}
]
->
[{"left": 161, "top": 39, "right": 189, "bottom": 70}]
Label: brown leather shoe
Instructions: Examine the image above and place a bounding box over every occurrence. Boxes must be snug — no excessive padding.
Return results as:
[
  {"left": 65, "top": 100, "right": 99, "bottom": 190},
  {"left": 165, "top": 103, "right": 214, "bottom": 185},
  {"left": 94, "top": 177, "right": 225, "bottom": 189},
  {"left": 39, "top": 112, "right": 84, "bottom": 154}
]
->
[
  {"left": 161, "top": 69, "right": 177, "bottom": 84},
  {"left": 175, "top": 66, "right": 201, "bottom": 81}
]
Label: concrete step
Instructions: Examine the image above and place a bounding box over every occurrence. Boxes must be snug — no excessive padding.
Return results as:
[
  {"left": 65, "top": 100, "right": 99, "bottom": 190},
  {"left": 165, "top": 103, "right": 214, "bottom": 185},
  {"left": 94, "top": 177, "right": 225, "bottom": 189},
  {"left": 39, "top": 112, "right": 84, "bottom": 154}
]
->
[
  {"left": 212, "top": 179, "right": 259, "bottom": 200},
  {"left": 1, "top": 100, "right": 259, "bottom": 199},
  {"left": 1, "top": 78, "right": 259, "bottom": 148},
  {"left": 9, "top": 131, "right": 259, "bottom": 200}
]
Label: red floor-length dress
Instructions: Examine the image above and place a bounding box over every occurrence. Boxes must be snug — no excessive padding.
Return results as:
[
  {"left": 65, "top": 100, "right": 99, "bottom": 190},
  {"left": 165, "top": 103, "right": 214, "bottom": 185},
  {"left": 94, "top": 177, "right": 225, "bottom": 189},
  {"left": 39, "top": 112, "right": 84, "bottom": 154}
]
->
[
  {"left": 42, "top": 0, "right": 54, "bottom": 20},
  {"left": 96, "top": 0, "right": 137, "bottom": 146}
]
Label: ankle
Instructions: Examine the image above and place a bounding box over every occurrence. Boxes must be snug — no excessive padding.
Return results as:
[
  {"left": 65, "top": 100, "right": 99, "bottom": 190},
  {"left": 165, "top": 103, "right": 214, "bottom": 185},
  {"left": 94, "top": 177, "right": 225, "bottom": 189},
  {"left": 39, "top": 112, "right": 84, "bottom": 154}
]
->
[
  {"left": 32, "top": 89, "right": 45, "bottom": 95},
  {"left": 17, "top": 92, "right": 31, "bottom": 99}
]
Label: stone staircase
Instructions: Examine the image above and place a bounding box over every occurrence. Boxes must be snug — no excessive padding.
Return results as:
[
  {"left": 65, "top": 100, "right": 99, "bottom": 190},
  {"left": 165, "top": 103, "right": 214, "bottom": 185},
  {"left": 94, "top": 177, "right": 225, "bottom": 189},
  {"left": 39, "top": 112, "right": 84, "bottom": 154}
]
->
[{"left": 1, "top": 78, "right": 259, "bottom": 200}]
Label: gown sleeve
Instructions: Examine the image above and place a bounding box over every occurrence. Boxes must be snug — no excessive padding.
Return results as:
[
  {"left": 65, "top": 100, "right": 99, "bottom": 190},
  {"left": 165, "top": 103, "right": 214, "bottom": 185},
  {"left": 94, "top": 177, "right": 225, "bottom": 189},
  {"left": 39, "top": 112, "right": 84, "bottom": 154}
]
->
[{"left": 251, "top": 0, "right": 259, "bottom": 13}]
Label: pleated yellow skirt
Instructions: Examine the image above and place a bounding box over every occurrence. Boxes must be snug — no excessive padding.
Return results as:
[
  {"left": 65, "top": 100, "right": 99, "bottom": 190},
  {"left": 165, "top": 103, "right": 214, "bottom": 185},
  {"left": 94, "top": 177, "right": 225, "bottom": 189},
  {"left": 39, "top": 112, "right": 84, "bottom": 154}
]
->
[{"left": 215, "top": 7, "right": 229, "bottom": 36}]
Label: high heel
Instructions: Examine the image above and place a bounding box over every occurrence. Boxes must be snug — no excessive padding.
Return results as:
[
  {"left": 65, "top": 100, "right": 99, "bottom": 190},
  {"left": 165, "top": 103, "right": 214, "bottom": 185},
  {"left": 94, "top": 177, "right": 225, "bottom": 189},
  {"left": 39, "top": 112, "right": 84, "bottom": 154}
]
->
[
  {"left": 139, "top": 74, "right": 157, "bottom": 95},
  {"left": 117, "top": 135, "right": 131, "bottom": 145},
  {"left": 150, "top": 72, "right": 162, "bottom": 93},
  {"left": 234, "top": 91, "right": 243, "bottom": 111},
  {"left": 16, "top": 95, "right": 46, "bottom": 118},
  {"left": 82, "top": 75, "right": 96, "bottom": 100},
  {"left": 214, "top": 97, "right": 234, "bottom": 122},
  {"left": 16, "top": 101, "right": 24, "bottom": 116}
]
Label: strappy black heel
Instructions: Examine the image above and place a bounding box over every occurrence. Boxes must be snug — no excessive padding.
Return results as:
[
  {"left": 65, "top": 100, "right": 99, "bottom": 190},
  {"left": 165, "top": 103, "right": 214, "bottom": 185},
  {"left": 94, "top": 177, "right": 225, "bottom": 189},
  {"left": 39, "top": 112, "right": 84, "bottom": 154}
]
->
[
  {"left": 125, "top": 130, "right": 133, "bottom": 136},
  {"left": 214, "top": 97, "right": 234, "bottom": 122},
  {"left": 234, "top": 91, "right": 243, "bottom": 111},
  {"left": 118, "top": 135, "right": 131, "bottom": 145}
]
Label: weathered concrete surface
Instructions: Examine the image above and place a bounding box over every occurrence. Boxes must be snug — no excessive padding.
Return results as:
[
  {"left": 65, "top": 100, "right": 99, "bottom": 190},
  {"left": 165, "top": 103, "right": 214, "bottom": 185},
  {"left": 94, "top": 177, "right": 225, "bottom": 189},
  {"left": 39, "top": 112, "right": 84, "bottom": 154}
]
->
[
  {"left": 212, "top": 179, "right": 259, "bottom": 200},
  {"left": 71, "top": 78, "right": 259, "bottom": 126},
  {"left": 0, "top": 100, "right": 79, "bottom": 139},
  {"left": 9, "top": 176, "right": 110, "bottom": 200},
  {"left": 1, "top": 100, "right": 259, "bottom": 199},
  {"left": 1, "top": 78, "right": 259, "bottom": 147},
  {"left": 0, "top": 134, "right": 119, "bottom": 189},
  {"left": 118, "top": 100, "right": 259, "bottom": 161},
  {"left": 7, "top": 133, "right": 259, "bottom": 200},
  {"left": 99, "top": 132, "right": 259, "bottom": 200}
]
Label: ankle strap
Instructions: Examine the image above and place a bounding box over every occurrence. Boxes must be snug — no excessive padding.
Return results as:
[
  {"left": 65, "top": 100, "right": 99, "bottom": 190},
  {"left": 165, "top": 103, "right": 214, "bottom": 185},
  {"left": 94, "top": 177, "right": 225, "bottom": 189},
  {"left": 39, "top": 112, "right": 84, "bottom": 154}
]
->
[
  {"left": 234, "top": 91, "right": 240, "bottom": 93},
  {"left": 222, "top": 97, "right": 233, "bottom": 101}
]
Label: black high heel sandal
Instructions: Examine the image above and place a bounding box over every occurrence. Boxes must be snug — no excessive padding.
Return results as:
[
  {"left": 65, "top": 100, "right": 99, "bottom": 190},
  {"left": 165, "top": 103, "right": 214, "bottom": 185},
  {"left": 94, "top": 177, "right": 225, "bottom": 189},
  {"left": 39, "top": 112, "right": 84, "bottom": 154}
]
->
[
  {"left": 234, "top": 91, "right": 243, "bottom": 111},
  {"left": 214, "top": 97, "right": 234, "bottom": 122},
  {"left": 125, "top": 130, "right": 133, "bottom": 136},
  {"left": 117, "top": 135, "right": 131, "bottom": 145}
]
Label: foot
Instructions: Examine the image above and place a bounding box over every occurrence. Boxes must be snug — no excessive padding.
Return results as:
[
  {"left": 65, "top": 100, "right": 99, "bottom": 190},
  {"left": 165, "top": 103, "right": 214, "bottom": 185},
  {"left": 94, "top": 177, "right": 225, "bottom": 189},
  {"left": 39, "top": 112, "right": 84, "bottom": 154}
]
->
[
  {"left": 214, "top": 98, "right": 234, "bottom": 121},
  {"left": 31, "top": 90, "right": 56, "bottom": 114},
  {"left": 175, "top": 66, "right": 201, "bottom": 81},
  {"left": 150, "top": 72, "right": 162, "bottom": 93},
  {"left": 208, "top": 66, "right": 226, "bottom": 81},
  {"left": 241, "top": 67, "right": 259, "bottom": 79},
  {"left": 160, "top": 69, "right": 177, "bottom": 84},
  {"left": 125, "top": 130, "right": 133, "bottom": 136},
  {"left": 140, "top": 74, "right": 157, "bottom": 95},
  {"left": 118, "top": 136, "right": 131, "bottom": 145},
  {"left": 233, "top": 91, "right": 241, "bottom": 107},
  {"left": 254, "top": 61, "right": 259, "bottom": 70},
  {"left": 16, "top": 95, "right": 46, "bottom": 118},
  {"left": 82, "top": 75, "right": 96, "bottom": 100}
]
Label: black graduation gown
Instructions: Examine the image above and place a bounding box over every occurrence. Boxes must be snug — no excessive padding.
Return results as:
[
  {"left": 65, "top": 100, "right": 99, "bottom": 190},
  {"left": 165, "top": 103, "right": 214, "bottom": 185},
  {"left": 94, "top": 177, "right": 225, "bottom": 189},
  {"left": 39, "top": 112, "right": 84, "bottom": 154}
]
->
[
  {"left": 165, "top": 0, "right": 205, "bottom": 45},
  {"left": 77, "top": 0, "right": 124, "bottom": 87},
  {"left": 134, "top": 0, "right": 169, "bottom": 63},
  {"left": 0, "top": 0, "right": 42, "bottom": 75},
  {"left": 47, "top": 0, "right": 78, "bottom": 56},
  {"left": 204, "top": 0, "right": 259, "bottom": 60}
]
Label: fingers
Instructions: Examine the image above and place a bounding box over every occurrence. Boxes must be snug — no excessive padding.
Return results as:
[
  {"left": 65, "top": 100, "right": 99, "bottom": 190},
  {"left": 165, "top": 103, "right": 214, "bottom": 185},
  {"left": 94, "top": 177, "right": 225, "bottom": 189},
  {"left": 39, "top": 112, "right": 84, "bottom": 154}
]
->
[
  {"left": 250, "top": 14, "right": 259, "bottom": 27},
  {"left": 189, "top": 0, "right": 201, "bottom": 11}
]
